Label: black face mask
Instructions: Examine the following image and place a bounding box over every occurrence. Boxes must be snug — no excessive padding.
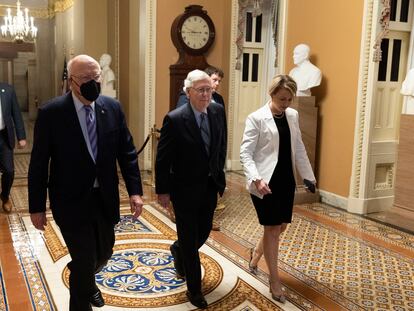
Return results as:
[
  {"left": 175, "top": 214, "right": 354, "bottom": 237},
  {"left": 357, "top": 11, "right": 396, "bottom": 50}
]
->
[{"left": 79, "top": 79, "right": 101, "bottom": 102}]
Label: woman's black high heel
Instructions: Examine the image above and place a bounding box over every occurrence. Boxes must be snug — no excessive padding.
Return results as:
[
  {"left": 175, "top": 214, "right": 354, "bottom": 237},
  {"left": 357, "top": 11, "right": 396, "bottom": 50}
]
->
[{"left": 248, "top": 248, "right": 258, "bottom": 275}]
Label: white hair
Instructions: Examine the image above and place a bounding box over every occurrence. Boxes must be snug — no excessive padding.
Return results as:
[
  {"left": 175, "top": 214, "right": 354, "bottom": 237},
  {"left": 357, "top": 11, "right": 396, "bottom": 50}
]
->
[
  {"left": 67, "top": 54, "right": 100, "bottom": 77},
  {"left": 183, "top": 69, "right": 210, "bottom": 93}
]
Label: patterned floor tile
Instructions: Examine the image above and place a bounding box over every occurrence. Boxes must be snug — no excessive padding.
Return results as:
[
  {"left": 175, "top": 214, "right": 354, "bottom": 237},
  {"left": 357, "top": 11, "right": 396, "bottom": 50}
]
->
[
  {"left": 5, "top": 152, "right": 414, "bottom": 310},
  {"left": 18, "top": 204, "right": 293, "bottom": 310}
]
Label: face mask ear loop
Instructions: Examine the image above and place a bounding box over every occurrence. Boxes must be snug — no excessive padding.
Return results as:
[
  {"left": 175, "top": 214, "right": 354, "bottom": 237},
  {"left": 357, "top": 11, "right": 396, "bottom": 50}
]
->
[{"left": 70, "top": 77, "right": 80, "bottom": 88}]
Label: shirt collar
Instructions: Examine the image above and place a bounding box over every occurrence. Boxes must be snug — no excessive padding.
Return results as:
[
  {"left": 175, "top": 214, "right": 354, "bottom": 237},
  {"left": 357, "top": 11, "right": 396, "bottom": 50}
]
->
[
  {"left": 189, "top": 103, "right": 207, "bottom": 118},
  {"left": 72, "top": 92, "right": 95, "bottom": 112}
]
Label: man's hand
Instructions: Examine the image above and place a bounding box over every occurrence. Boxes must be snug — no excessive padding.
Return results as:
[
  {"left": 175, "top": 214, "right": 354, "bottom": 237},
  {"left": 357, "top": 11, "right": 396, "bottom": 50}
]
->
[
  {"left": 30, "top": 212, "right": 47, "bottom": 231},
  {"left": 157, "top": 194, "right": 170, "bottom": 209},
  {"left": 17, "top": 139, "right": 27, "bottom": 149},
  {"left": 254, "top": 179, "right": 272, "bottom": 196},
  {"left": 130, "top": 195, "right": 144, "bottom": 220}
]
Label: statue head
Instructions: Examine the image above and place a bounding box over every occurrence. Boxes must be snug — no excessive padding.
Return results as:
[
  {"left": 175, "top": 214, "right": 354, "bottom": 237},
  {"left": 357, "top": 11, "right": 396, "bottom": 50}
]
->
[
  {"left": 293, "top": 44, "right": 310, "bottom": 65},
  {"left": 99, "top": 53, "right": 112, "bottom": 68}
]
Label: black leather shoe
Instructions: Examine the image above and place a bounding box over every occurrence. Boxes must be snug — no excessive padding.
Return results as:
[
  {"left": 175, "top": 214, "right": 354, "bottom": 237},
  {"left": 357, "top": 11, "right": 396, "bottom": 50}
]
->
[
  {"left": 170, "top": 245, "right": 185, "bottom": 278},
  {"left": 186, "top": 291, "right": 207, "bottom": 309},
  {"left": 90, "top": 290, "right": 105, "bottom": 308}
]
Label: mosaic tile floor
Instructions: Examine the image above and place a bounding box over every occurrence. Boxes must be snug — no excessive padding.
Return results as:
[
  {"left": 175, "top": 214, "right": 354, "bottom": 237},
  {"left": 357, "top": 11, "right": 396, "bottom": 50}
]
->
[
  {"left": 17, "top": 205, "right": 290, "bottom": 310},
  {"left": 0, "top": 151, "right": 413, "bottom": 310}
]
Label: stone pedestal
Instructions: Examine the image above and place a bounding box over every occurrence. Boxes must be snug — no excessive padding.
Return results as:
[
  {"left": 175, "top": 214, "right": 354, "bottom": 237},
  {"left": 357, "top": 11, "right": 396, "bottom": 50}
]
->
[{"left": 291, "top": 96, "right": 320, "bottom": 204}]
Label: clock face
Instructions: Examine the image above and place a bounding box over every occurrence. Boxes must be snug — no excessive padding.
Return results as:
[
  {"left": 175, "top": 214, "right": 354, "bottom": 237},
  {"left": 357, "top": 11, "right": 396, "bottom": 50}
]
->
[{"left": 180, "top": 15, "right": 210, "bottom": 50}]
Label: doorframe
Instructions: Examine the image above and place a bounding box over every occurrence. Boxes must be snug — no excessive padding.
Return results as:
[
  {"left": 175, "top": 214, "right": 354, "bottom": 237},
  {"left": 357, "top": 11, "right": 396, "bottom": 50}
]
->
[
  {"left": 348, "top": 0, "right": 412, "bottom": 214},
  {"left": 227, "top": 0, "right": 288, "bottom": 170}
]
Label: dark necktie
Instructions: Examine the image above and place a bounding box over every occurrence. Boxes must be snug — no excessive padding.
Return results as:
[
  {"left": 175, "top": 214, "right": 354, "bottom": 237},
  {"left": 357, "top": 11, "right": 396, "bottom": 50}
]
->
[
  {"left": 199, "top": 112, "right": 210, "bottom": 156},
  {"left": 84, "top": 105, "right": 97, "bottom": 160}
]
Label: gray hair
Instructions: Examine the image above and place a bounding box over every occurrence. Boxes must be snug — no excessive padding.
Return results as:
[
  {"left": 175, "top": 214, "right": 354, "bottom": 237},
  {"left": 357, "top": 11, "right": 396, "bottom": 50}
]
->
[{"left": 183, "top": 69, "right": 210, "bottom": 93}]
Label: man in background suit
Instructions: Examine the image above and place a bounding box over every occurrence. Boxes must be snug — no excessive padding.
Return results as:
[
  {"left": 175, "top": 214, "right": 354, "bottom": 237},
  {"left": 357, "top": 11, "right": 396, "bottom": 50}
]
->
[
  {"left": 0, "top": 82, "right": 26, "bottom": 213},
  {"left": 28, "top": 54, "right": 144, "bottom": 311},
  {"left": 156, "top": 70, "right": 227, "bottom": 309}
]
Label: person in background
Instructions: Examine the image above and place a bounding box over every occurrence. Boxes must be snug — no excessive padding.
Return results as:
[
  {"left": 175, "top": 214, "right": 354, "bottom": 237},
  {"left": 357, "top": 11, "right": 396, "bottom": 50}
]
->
[
  {"left": 28, "top": 54, "right": 144, "bottom": 311},
  {"left": 240, "top": 74, "right": 316, "bottom": 303},
  {"left": 0, "top": 82, "right": 26, "bottom": 213},
  {"left": 156, "top": 70, "right": 227, "bottom": 309}
]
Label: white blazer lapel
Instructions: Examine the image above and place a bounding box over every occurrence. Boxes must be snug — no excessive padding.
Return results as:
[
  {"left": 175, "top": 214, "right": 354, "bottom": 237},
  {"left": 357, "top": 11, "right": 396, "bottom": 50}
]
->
[{"left": 262, "top": 101, "right": 278, "bottom": 137}]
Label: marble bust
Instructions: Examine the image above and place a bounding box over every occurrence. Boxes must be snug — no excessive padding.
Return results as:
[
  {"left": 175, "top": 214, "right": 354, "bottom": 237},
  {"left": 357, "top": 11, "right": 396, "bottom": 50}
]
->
[
  {"left": 289, "top": 44, "right": 322, "bottom": 96},
  {"left": 400, "top": 68, "right": 414, "bottom": 114},
  {"left": 99, "top": 53, "right": 116, "bottom": 98}
]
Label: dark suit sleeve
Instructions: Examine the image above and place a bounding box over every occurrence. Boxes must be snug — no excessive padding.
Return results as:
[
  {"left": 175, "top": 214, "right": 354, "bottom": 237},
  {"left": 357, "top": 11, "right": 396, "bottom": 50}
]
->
[
  {"left": 10, "top": 86, "right": 26, "bottom": 140},
  {"left": 213, "top": 92, "right": 225, "bottom": 108},
  {"left": 117, "top": 107, "right": 143, "bottom": 196},
  {"left": 28, "top": 108, "right": 50, "bottom": 213},
  {"left": 155, "top": 114, "right": 176, "bottom": 194},
  {"left": 176, "top": 92, "right": 188, "bottom": 109},
  {"left": 219, "top": 107, "right": 227, "bottom": 173}
]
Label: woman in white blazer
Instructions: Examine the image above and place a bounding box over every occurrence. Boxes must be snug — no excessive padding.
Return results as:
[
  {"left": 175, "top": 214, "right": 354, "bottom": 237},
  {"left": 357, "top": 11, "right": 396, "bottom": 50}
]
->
[{"left": 240, "top": 75, "right": 316, "bottom": 303}]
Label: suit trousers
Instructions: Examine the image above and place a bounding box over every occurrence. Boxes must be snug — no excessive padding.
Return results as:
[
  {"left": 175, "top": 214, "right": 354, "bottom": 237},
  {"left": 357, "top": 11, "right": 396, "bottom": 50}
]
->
[
  {"left": 60, "top": 189, "right": 115, "bottom": 311},
  {"left": 0, "top": 130, "right": 14, "bottom": 199},
  {"left": 171, "top": 177, "right": 218, "bottom": 294}
]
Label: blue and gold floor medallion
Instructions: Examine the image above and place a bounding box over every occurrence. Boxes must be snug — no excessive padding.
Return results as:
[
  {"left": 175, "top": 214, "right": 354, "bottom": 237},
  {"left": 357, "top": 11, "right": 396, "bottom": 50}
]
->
[
  {"left": 63, "top": 242, "right": 222, "bottom": 308},
  {"left": 20, "top": 204, "right": 298, "bottom": 310}
]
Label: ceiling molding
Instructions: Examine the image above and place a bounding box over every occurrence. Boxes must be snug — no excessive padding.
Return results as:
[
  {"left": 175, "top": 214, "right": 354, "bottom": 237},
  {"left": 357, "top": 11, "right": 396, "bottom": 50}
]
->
[
  {"left": 0, "top": 5, "right": 49, "bottom": 18},
  {"left": 0, "top": 0, "right": 74, "bottom": 19},
  {"left": 50, "top": 0, "right": 74, "bottom": 13}
]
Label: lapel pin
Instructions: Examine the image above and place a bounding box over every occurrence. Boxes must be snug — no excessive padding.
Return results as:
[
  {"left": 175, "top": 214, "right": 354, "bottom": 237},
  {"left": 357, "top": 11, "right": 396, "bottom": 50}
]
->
[{"left": 1, "top": 89, "right": 4, "bottom": 93}]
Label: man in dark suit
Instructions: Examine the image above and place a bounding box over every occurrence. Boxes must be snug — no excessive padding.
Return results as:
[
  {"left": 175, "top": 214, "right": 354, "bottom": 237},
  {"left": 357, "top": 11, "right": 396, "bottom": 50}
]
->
[
  {"left": 156, "top": 70, "right": 227, "bottom": 309},
  {"left": 175, "top": 66, "right": 225, "bottom": 231},
  {"left": 0, "top": 82, "right": 26, "bottom": 212},
  {"left": 28, "top": 54, "right": 144, "bottom": 311},
  {"left": 176, "top": 66, "right": 225, "bottom": 109}
]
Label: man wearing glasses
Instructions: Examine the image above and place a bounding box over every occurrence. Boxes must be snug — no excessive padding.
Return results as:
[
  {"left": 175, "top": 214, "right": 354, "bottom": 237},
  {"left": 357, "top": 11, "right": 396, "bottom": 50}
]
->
[
  {"left": 176, "top": 66, "right": 225, "bottom": 109},
  {"left": 156, "top": 70, "right": 227, "bottom": 309},
  {"left": 175, "top": 66, "right": 226, "bottom": 231},
  {"left": 28, "top": 54, "right": 144, "bottom": 311}
]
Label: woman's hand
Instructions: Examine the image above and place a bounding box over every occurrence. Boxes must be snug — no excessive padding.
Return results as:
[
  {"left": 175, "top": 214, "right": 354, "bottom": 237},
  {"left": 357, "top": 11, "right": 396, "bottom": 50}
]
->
[{"left": 254, "top": 179, "right": 272, "bottom": 196}]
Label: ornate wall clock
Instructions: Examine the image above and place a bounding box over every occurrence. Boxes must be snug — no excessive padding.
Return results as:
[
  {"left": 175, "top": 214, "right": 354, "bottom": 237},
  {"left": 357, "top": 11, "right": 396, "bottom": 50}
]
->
[{"left": 169, "top": 5, "right": 216, "bottom": 110}]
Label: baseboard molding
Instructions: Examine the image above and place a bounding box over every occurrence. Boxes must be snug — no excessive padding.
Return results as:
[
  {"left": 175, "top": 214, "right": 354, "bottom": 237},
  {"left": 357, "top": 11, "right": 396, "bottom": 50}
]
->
[
  {"left": 319, "top": 190, "right": 348, "bottom": 210},
  {"left": 347, "top": 196, "right": 394, "bottom": 214},
  {"left": 228, "top": 159, "right": 242, "bottom": 171}
]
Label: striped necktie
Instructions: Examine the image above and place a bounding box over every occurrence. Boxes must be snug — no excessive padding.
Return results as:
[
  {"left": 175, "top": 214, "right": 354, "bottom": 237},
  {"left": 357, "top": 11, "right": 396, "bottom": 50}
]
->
[
  {"left": 84, "top": 105, "right": 98, "bottom": 160},
  {"left": 199, "top": 112, "right": 210, "bottom": 156}
]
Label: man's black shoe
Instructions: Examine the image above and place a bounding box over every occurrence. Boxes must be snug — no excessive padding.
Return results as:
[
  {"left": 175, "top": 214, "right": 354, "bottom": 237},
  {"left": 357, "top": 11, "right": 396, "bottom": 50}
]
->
[
  {"left": 186, "top": 291, "right": 207, "bottom": 309},
  {"left": 90, "top": 290, "right": 105, "bottom": 308},
  {"left": 169, "top": 245, "right": 185, "bottom": 278}
]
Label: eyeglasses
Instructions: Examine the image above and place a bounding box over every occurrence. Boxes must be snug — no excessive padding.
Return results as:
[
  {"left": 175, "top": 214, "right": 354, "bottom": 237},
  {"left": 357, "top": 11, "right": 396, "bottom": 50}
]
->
[
  {"left": 191, "top": 87, "right": 213, "bottom": 94},
  {"left": 71, "top": 73, "right": 102, "bottom": 84}
]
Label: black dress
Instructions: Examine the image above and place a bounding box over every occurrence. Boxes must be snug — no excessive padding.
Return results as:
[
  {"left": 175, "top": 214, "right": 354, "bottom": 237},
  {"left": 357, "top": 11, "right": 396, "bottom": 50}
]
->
[{"left": 251, "top": 114, "right": 296, "bottom": 225}]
